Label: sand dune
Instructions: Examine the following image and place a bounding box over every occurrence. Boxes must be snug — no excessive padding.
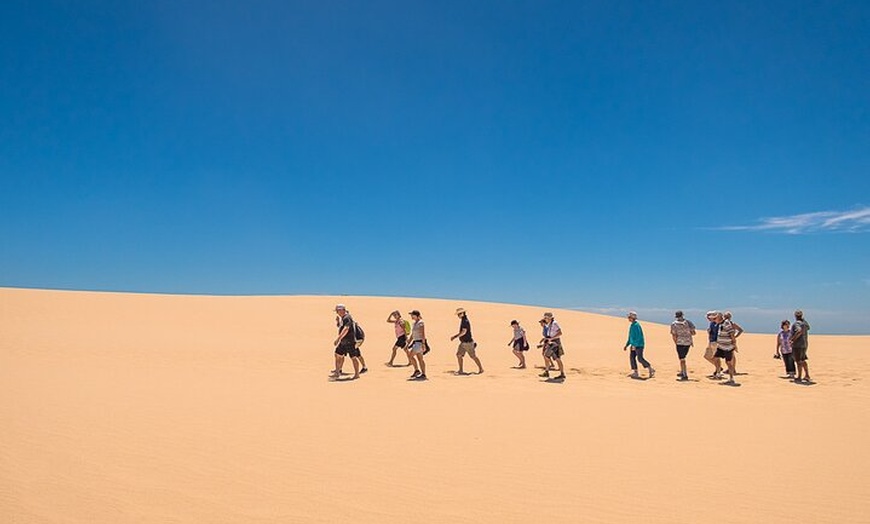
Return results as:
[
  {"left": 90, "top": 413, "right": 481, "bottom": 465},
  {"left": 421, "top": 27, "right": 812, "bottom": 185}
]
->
[{"left": 1, "top": 288, "right": 868, "bottom": 523}]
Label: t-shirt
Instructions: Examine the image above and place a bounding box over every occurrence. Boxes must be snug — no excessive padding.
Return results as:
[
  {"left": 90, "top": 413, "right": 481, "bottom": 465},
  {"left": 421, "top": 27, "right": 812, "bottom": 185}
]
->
[
  {"left": 708, "top": 321, "right": 719, "bottom": 342},
  {"left": 338, "top": 313, "right": 356, "bottom": 345},
  {"left": 670, "top": 319, "right": 696, "bottom": 346},
  {"left": 778, "top": 329, "right": 792, "bottom": 354},
  {"left": 411, "top": 319, "right": 425, "bottom": 341},
  {"left": 512, "top": 326, "right": 525, "bottom": 341},
  {"left": 545, "top": 320, "right": 562, "bottom": 339},
  {"left": 459, "top": 316, "right": 473, "bottom": 343},
  {"left": 717, "top": 320, "right": 736, "bottom": 351},
  {"left": 791, "top": 320, "right": 810, "bottom": 349}
]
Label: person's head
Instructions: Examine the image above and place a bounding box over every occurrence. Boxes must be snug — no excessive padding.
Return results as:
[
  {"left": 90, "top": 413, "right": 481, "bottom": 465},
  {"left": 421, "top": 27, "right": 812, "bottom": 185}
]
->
[
  {"left": 675, "top": 310, "right": 684, "bottom": 320},
  {"left": 392, "top": 310, "right": 401, "bottom": 319},
  {"left": 794, "top": 309, "right": 804, "bottom": 320},
  {"left": 706, "top": 310, "right": 718, "bottom": 321},
  {"left": 627, "top": 311, "right": 638, "bottom": 322},
  {"left": 510, "top": 320, "right": 519, "bottom": 327},
  {"left": 409, "top": 310, "right": 421, "bottom": 320},
  {"left": 542, "top": 312, "right": 554, "bottom": 324},
  {"left": 538, "top": 319, "right": 547, "bottom": 325},
  {"left": 455, "top": 307, "right": 466, "bottom": 318},
  {"left": 724, "top": 311, "right": 733, "bottom": 320},
  {"left": 335, "top": 304, "right": 347, "bottom": 317},
  {"left": 715, "top": 312, "right": 724, "bottom": 323},
  {"left": 781, "top": 320, "right": 791, "bottom": 330}
]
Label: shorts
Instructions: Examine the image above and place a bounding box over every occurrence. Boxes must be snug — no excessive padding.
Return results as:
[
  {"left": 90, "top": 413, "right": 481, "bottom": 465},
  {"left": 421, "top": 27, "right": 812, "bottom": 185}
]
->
[
  {"left": 544, "top": 340, "right": 564, "bottom": 359},
  {"left": 410, "top": 340, "right": 426, "bottom": 355},
  {"left": 395, "top": 334, "right": 408, "bottom": 348},
  {"left": 513, "top": 339, "right": 529, "bottom": 351},
  {"left": 714, "top": 348, "right": 734, "bottom": 362},
  {"left": 457, "top": 341, "right": 477, "bottom": 358},
  {"left": 704, "top": 342, "right": 718, "bottom": 360},
  {"left": 676, "top": 345, "right": 690, "bottom": 360},
  {"left": 792, "top": 346, "right": 808, "bottom": 362},
  {"left": 336, "top": 343, "right": 357, "bottom": 357}
]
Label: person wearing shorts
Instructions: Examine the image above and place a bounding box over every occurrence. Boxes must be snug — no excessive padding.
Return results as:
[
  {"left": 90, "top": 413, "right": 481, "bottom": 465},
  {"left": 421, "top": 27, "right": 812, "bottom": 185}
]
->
[
  {"left": 790, "top": 310, "right": 811, "bottom": 383},
  {"left": 406, "top": 310, "right": 427, "bottom": 380},
  {"left": 332, "top": 304, "right": 362, "bottom": 380},
  {"left": 539, "top": 312, "right": 566, "bottom": 380},
  {"left": 386, "top": 310, "right": 412, "bottom": 367},
  {"left": 507, "top": 320, "right": 529, "bottom": 369},
  {"left": 723, "top": 311, "right": 745, "bottom": 373},
  {"left": 623, "top": 311, "right": 655, "bottom": 379},
  {"left": 670, "top": 310, "right": 696, "bottom": 381},
  {"left": 451, "top": 308, "right": 483, "bottom": 375},
  {"left": 714, "top": 313, "right": 738, "bottom": 385},
  {"left": 704, "top": 311, "right": 721, "bottom": 376}
]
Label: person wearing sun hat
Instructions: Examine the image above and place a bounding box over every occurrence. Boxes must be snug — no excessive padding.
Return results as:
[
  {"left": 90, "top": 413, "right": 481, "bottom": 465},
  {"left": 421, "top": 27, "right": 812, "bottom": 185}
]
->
[
  {"left": 405, "top": 310, "right": 428, "bottom": 380},
  {"left": 670, "top": 310, "right": 696, "bottom": 381},
  {"left": 539, "top": 312, "right": 566, "bottom": 380},
  {"left": 450, "top": 307, "right": 484, "bottom": 375},
  {"left": 331, "top": 304, "right": 362, "bottom": 380},
  {"left": 623, "top": 311, "right": 655, "bottom": 379}
]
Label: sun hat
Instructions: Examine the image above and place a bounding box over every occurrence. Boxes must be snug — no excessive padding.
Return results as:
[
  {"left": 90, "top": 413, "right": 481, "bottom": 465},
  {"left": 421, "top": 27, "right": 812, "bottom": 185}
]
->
[
  {"left": 335, "top": 304, "right": 346, "bottom": 311},
  {"left": 627, "top": 311, "right": 638, "bottom": 319},
  {"left": 455, "top": 307, "right": 466, "bottom": 315}
]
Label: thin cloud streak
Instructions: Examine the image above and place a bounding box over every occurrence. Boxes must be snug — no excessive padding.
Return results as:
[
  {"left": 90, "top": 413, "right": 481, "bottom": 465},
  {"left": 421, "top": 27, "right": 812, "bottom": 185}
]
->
[{"left": 714, "top": 207, "right": 870, "bottom": 234}]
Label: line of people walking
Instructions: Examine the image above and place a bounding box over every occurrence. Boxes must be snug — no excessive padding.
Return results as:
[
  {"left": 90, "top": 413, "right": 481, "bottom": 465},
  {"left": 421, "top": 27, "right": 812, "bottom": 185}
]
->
[{"left": 331, "top": 304, "right": 812, "bottom": 385}]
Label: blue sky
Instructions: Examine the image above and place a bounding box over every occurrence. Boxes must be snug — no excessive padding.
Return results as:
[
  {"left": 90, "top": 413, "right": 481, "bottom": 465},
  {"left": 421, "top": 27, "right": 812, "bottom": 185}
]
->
[{"left": 1, "top": 1, "right": 868, "bottom": 333}]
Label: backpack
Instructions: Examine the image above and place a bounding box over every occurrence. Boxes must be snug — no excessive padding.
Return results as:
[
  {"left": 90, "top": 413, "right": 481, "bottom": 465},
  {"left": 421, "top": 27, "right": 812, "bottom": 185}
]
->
[
  {"left": 402, "top": 319, "right": 411, "bottom": 336},
  {"left": 354, "top": 322, "right": 365, "bottom": 343}
]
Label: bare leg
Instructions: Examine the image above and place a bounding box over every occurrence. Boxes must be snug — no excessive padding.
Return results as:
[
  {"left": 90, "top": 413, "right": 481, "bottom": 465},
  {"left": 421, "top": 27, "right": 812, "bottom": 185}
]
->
[
  {"left": 456, "top": 354, "right": 464, "bottom": 374},
  {"left": 680, "top": 359, "right": 687, "bottom": 377},
  {"left": 470, "top": 354, "right": 484, "bottom": 374},
  {"left": 418, "top": 354, "right": 427, "bottom": 377},
  {"left": 388, "top": 346, "right": 399, "bottom": 366},
  {"left": 351, "top": 356, "right": 361, "bottom": 379}
]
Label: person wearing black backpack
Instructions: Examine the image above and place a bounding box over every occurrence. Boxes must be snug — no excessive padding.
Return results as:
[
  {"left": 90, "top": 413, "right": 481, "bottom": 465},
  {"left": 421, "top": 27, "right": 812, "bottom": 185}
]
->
[
  {"left": 351, "top": 316, "right": 369, "bottom": 375},
  {"left": 331, "top": 304, "right": 363, "bottom": 380}
]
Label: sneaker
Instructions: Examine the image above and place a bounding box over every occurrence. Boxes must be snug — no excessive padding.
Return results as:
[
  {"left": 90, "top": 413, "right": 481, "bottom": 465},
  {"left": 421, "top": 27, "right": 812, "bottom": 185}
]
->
[
  {"left": 677, "top": 374, "right": 688, "bottom": 381},
  {"left": 360, "top": 367, "right": 368, "bottom": 374},
  {"left": 648, "top": 367, "right": 656, "bottom": 378},
  {"left": 417, "top": 374, "right": 427, "bottom": 381},
  {"left": 539, "top": 371, "right": 550, "bottom": 378},
  {"left": 411, "top": 370, "right": 421, "bottom": 379},
  {"left": 554, "top": 374, "right": 566, "bottom": 380},
  {"left": 629, "top": 371, "right": 639, "bottom": 379}
]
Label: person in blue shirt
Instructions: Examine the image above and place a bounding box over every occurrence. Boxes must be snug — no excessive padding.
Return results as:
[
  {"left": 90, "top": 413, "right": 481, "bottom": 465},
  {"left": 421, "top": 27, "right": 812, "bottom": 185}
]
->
[{"left": 623, "top": 311, "right": 655, "bottom": 379}]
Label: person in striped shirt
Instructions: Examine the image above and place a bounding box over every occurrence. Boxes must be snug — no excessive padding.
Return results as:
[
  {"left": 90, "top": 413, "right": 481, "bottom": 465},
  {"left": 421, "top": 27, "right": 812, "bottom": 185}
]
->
[{"left": 713, "top": 312, "right": 739, "bottom": 385}]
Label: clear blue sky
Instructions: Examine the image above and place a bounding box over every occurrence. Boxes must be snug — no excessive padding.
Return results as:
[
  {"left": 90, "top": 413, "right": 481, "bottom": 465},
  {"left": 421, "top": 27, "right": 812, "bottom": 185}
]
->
[{"left": 1, "top": 1, "right": 868, "bottom": 333}]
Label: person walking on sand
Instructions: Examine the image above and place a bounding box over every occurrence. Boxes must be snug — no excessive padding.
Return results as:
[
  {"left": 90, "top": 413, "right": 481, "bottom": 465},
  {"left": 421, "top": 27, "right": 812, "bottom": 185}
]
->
[
  {"left": 538, "top": 318, "right": 553, "bottom": 371},
  {"left": 704, "top": 311, "right": 721, "bottom": 377},
  {"left": 624, "top": 311, "right": 655, "bottom": 379},
  {"left": 450, "top": 308, "right": 483, "bottom": 375},
  {"left": 714, "top": 312, "right": 738, "bottom": 385},
  {"left": 790, "top": 310, "right": 812, "bottom": 383},
  {"left": 775, "top": 320, "right": 795, "bottom": 379},
  {"left": 670, "top": 311, "right": 696, "bottom": 381},
  {"left": 723, "top": 311, "right": 744, "bottom": 373},
  {"left": 386, "top": 310, "right": 412, "bottom": 367},
  {"left": 332, "top": 304, "right": 362, "bottom": 380},
  {"left": 406, "top": 310, "right": 428, "bottom": 380},
  {"left": 539, "top": 312, "right": 566, "bottom": 380},
  {"left": 507, "top": 320, "right": 529, "bottom": 369}
]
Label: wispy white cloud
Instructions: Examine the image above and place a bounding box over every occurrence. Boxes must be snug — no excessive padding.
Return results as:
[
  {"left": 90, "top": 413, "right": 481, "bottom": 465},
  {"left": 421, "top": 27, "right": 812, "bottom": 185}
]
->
[{"left": 715, "top": 206, "right": 870, "bottom": 234}]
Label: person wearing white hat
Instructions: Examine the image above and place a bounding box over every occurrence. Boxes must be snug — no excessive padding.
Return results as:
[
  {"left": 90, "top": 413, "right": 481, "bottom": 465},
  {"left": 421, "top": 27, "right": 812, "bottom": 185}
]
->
[
  {"left": 539, "top": 312, "right": 566, "bottom": 380},
  {"left": 331, "top": 304, "right": 362, "bottom": 380},
  {"left": 623, "top": 311, "right": 655, "bottom": 379},
  {"left": 450, "top": 308, "right": 483, "bottom": 375},
  {"left": 671, "top": 310, "right": 696, "bottom": 381}
]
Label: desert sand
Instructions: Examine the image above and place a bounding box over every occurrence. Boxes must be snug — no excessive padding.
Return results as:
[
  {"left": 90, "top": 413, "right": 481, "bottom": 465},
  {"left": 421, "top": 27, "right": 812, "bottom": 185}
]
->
[{"left": 1, "top": 287, "right": 868, "bottom": 523}]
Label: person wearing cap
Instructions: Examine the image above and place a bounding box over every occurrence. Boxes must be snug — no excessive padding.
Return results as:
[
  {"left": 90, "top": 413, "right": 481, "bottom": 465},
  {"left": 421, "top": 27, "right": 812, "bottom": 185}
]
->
[
  {"left": 713, "top": 312, "right": 738, "bottom": 385},
  {"left": 790, "top": 310, "right": 812, "bottom": 383},
  {"left": 331, "top": 304, "right": 362, "bottom": 380},
  {"left": 704, "top": 311, "right": 721, "bottom": 377},
  {"left": 539, "top": 312, "right": 566, "bottom": 380},
  {"left": 386, "top": 310, "right": 412, "bottom": 367},
  {"left": 507, "top": 320, "right": 529, "bottom": 369},
  {"left": 623, "top": 312, "right": 655, "bottom": 379},
  {"left": 450, "top": 308, "right": 483, "bottom": 375},
  {"left": 405, "top": 310, "right": 427, "bottom": 380},
  {"left": 670, "top": 311, "right": 696, "bottom": 381}
]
